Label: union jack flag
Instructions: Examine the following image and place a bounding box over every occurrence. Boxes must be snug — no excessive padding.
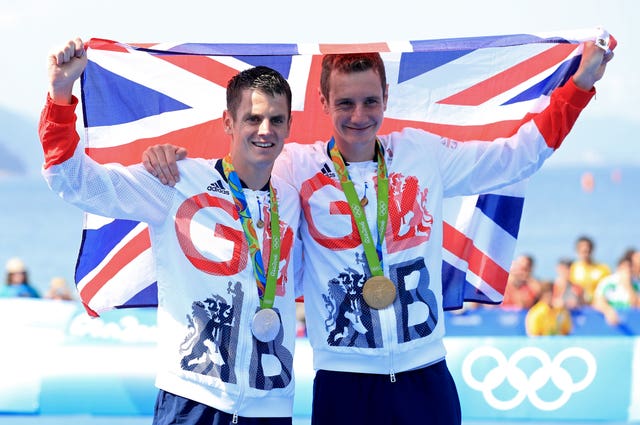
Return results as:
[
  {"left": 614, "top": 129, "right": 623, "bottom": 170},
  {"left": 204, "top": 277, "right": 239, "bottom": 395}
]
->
[{"left": 77, "top": 28, "right": 607, "bottom": 316}]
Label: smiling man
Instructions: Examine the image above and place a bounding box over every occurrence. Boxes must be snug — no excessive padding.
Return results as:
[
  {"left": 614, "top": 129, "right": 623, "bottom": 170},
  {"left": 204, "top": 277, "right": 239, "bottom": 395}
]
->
[{"left": 39, "top": 37, "right": 301, "bottom": 425}]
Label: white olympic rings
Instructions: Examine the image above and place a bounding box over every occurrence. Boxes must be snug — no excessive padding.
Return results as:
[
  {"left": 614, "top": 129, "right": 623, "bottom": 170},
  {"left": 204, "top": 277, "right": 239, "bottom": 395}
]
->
[{"left": 461, "top": 346, "right": 596, "bottom": 411}]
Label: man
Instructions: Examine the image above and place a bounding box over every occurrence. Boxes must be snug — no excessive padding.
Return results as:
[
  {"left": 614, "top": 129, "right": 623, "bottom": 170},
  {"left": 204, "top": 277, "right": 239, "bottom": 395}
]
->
[
  {"left": 593, "top": 256, "right": 640, "bottom": 326},
  {"left": 570, "top": 235, "right": 612, "bottom": 303},
  {"left": 551, "top": 258, "right": 585, "bottom": 311},
  {"left": 40, "top": 38, "right": 300, "bottom": 425},
  {"left": 145, "top": 41, "right": 613, "bottom": 425},
  {"left": 502, "top": 254, "right": 542, "bottom": 310}
]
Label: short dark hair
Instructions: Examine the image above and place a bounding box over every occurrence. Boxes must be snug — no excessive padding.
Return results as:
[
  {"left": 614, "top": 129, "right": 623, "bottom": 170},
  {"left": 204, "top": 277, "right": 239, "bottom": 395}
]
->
[
  {"left": 226, "top": 66, "right": 292, "bottom": 120},
  {"left": 558, "top": 257, "right": 573, "bottom": 268},
  {"left": 320, "top": 53, "right": 387, "bottom": 100},
  {"left": 576, "top": 235, "right": 594, "bottom": 250},
  {"left": 618, "top": 256, "right": 631, "bottom": 267}
]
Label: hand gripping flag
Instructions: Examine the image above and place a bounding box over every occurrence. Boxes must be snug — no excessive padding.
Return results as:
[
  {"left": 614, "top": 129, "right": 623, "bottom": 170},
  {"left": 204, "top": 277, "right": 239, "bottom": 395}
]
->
[{"left": 77, "top": 28, "right": 611, "bottom": 316}]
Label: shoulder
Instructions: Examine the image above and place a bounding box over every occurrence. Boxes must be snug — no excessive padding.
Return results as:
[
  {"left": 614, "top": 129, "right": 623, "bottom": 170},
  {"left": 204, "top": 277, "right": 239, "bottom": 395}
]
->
[
  {"left": 271, "top": 174, "right": 300, "bottom": 196},
  {"left": 596, "top": 275, "right": 615, "bottom": 289},
  {"left": 379, "top": 128, "right": 447, "bottom": 162},
  {"left": 275, "top": 141, "right": 328, "bottom": 177},
  {"left": 174, "top": 158, "right": 217, "bottom": 176},
  {"left": 379, "top": 128, "right": 439, "bottom": 146},
  {"left": 281, "top": 141, "right": 326, "bottom": 158}
]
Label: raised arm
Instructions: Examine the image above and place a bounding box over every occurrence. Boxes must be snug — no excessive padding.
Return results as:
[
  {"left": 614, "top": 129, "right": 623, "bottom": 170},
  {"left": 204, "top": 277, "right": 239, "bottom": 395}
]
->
[
  {"left": 47, "top": 37, "right": 87, "bottom": 104},
  {"left": 40, "top": 38, "right": 172, "bottom": 225}
]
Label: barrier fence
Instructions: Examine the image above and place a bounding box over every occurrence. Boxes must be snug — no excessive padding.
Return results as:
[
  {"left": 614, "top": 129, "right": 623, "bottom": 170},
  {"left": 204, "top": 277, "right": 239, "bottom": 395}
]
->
[{"left": 0, "top": 299, "right": 638, "bottom": 422}]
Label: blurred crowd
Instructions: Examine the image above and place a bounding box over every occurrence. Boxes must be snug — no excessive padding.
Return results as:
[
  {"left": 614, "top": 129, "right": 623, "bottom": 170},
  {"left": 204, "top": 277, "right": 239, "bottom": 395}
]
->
[
  {"left": 483, "top": 235, "right": 640, "bottom": 336},
  {"left": 3, "top": 234, "right": 638, "bottom": 338},
  {"left": 0, "top": 257, "right": 74, "bottom": 301}
]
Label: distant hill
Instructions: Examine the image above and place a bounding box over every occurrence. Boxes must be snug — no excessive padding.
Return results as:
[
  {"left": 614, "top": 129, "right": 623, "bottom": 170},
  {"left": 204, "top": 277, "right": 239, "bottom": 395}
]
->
[{"left": 0, "top": 108, "right": 43, "bottom": 177}]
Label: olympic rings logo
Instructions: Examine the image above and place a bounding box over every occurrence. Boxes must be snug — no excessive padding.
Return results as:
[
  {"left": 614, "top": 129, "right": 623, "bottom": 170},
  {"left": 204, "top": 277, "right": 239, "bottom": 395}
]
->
[{"left": 461, "top": 346, "right": 596, "bottom": 411}]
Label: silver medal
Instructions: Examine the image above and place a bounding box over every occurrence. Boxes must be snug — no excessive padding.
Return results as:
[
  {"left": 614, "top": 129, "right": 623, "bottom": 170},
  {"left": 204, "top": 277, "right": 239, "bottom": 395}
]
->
[{"left": 251, "top": 308, "right": 281, "bottom": 342}]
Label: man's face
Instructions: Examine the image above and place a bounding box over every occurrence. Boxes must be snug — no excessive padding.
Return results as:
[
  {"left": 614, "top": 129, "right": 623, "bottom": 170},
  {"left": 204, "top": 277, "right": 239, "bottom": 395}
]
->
[
  {"left": 224, "top": 89, "right": 291, "bottom": 174},
  {"left": 320, "top": 69, "right": 387, "bottom": 160},
  {"left": 576, "top": 241, "right": 592, "bottom": 262},
  {"left": 510, "top": 256, "right": 531, "bottom": 281}
]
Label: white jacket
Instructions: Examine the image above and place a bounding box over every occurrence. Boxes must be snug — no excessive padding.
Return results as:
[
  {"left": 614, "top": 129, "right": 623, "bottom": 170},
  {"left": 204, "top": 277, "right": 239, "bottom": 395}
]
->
[
  {"left": 40, "top": 97, "right": 301, "bottom": 417},
  {"left": 273, "top": 79, "right": 593, "bottom": 377}
]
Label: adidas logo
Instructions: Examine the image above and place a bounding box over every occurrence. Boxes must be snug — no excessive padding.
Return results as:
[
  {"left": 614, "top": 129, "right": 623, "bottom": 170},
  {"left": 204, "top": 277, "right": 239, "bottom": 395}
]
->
[
  {"left": 207, "top": 180, "right": 229, "bottom": 194},
  {"left": 320, "top": 163, "right": 336, "bottom": 179}
]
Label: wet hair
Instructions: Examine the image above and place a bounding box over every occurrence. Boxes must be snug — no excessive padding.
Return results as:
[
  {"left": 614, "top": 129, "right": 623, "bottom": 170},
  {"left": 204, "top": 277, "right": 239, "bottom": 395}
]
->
[
  {"left": 226, "top": 66, "right": 292, "bottom": 120},
  {"left": 320, "top": 53, "right": 387, "bottom": 100}
]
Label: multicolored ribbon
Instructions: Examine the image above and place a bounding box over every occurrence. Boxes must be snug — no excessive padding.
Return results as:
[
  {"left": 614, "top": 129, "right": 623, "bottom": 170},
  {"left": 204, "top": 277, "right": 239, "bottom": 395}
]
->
[{"left": 222, "top": 155, "right": 281, "bottom": 309}]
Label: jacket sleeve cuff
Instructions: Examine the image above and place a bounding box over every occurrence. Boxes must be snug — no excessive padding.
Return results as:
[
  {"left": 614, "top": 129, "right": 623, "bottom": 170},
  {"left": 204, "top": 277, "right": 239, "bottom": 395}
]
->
[
  {"left": 560, "top": 78, "right": 596, "bottom": 109},
  {"left": 39, "top": 95, "right": 81, "bottom": 169}
]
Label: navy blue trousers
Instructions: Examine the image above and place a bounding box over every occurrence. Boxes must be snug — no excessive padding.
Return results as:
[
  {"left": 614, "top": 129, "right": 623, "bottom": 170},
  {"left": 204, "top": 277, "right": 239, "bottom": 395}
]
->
[
  {"left": 311, "top": 360, "right": 462, "bottom": 425},
  {"left": 152, "top": 389, "right": 292, "bottom": 425}
]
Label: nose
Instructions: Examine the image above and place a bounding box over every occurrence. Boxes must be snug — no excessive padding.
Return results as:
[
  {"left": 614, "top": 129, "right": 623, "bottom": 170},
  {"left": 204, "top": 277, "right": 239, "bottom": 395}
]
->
[
  {"left": 258, "top": 119, "right": 272, "bottom": 135},
  {"left": 351, "top": 104, "right": 368, "bottom": 122}
]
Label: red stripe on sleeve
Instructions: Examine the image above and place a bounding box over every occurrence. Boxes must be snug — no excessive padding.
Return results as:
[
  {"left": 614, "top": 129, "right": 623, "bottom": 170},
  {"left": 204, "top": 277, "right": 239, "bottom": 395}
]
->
[
  {"left": 38, "top": 95, "right": 81, "bottom": 169},
  {"left": 533, "top": 78, "right": 595, "bottom": 149}
]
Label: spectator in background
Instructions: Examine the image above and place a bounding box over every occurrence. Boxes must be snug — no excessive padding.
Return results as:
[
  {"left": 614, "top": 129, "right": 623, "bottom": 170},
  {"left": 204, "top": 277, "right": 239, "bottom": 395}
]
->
[
  {"left": 44, "top": 276, "right": 74, "bottom": 301},
  {"left": 622, "top": 248, "right": 640, "bottom": 281},
  {"left": 502, "top": 254, "right": 542, "bottom": 310},
  {"left": 552, "top": 258, "right": 585, "bottom": 311},
  {"left": 570, "top": 235, "right": 611, "bottom": 304},
  {"left": 0, "top": 257, "right": 40, "bottom": 298},
  {"left": 592, "top": 256, "right": 640, "bottom": 326},
  {"left": 632, "top": 250, "right": 640, "bottom": 281},
  {"left": 525, "top": 280, "right": 572, "bottom": 336}
]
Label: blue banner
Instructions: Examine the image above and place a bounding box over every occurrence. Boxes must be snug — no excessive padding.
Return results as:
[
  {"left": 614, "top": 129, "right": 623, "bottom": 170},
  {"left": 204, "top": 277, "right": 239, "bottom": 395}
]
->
[
  {"left": 445, "top": 337, "right": 635, "bottom": 421},
  {"left": 1, "top": 299, "right": 638, "bottom": 421}
]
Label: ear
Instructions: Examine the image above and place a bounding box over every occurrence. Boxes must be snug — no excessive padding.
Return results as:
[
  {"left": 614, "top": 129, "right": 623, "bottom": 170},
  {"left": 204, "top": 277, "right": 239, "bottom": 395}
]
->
[
  {"left": 286, "top": 114, "right": 293, "bottom": 137},
  {"left": 222, "top": 110, "right": 233, "bottom": 135},
  {"left": 383, "top": 84, "right": 389, "bottom": 112},
  {"left": 318, "top": 87, "right": 330, "bottom": 114}
]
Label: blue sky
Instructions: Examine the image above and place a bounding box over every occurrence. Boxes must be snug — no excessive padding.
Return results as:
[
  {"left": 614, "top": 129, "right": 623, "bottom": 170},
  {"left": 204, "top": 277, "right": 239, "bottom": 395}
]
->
[{"left": 2, "top": 0, "right": 637, "bottom": 165}]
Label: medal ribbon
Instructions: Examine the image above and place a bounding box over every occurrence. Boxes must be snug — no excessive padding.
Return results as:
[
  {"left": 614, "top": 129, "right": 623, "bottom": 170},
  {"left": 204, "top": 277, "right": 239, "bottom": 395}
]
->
[
  {"left": 222, "top": 155, "right": 281, "bottom": 309},
  {"left": 328, "top": 138, "right": 388, "bottom": 276}
]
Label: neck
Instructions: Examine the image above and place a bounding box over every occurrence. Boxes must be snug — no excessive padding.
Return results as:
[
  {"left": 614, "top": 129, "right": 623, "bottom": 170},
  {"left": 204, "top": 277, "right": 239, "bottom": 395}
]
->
[
  {"left": 335, "top": 140, "right": 376, "bottom": 163},
  {"left": 232, "top": 162, "right": 271, "bottom": 190}
]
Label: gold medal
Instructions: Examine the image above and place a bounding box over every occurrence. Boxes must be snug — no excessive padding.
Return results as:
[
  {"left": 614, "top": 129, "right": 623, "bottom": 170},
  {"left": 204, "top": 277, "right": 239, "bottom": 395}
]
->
[
  {"left": 256, "top": 219, "right": 264, "bottom": 229},
  {"left": 362, "top": 276, "right": 396, "bottom": 309},
  {"left": 360, "top": 196, "right": 368, "bottom": 207}
]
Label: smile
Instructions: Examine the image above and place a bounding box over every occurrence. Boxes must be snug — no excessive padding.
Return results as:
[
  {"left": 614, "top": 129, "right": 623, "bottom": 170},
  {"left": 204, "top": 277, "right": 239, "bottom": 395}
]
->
[
  {"left": 252, "top": 142, "right": 275, "bottom": 148},
  {"left": 346, "top": 124, "right": 374, "bottom": 131}
]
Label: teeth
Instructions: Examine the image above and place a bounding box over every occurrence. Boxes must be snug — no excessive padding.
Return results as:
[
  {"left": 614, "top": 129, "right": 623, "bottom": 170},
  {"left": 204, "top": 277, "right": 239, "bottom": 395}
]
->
[{"left": 253, "top": 142, "right": 274, "bottom": 148}]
